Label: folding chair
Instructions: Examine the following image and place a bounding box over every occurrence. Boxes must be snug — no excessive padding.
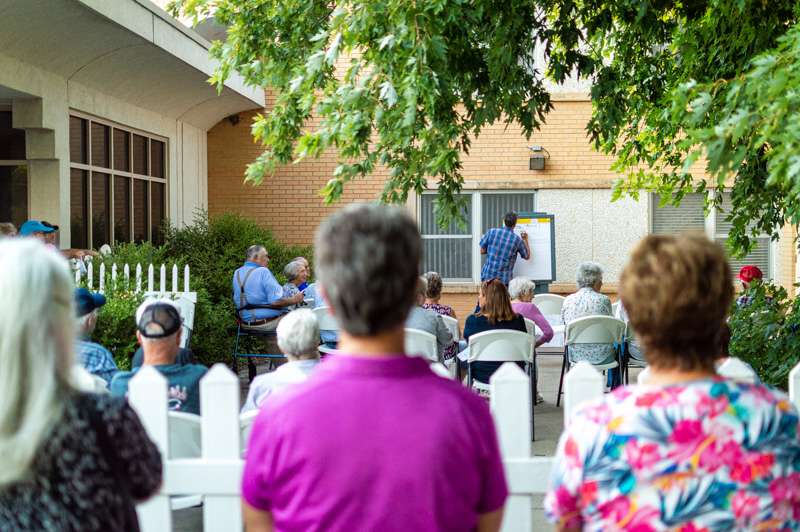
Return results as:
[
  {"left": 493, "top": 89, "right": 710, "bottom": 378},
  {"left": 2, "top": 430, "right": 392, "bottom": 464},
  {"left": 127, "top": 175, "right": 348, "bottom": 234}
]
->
[
  {"left": 239, "top": 410, "right": 259, "bottom": 457},
  {"left": 405, "top": 328, "right": 439, "bottom": 362},
  {"left": 622, "top": 321, "right": 647, "bottom": 385},
  {"left": 441, "top": 315, "right": 460, "bottom": 341},
  {"left": 466, "top": 330, "right": 536, "bottom": 440},
  {"left": 168, "top": 412, "right": 203, "bottom": 510},
  {"left": 532, "top": 293, "right": 566, "bottom": 315},
  {"left": 557, "top": 316, "right": 626, "bottom": 407},
  {"left": 313, "top": 306, "right": 339, "bottom": 355},
  {"left": 231, "top": 306, "right": 286, "bottom": 383}
]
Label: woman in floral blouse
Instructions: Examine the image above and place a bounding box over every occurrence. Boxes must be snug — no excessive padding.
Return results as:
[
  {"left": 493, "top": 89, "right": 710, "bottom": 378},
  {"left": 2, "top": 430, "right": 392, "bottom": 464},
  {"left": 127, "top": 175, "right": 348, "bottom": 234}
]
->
[{"left": 546, "top": 234, "right": 800, "bottom": 531}]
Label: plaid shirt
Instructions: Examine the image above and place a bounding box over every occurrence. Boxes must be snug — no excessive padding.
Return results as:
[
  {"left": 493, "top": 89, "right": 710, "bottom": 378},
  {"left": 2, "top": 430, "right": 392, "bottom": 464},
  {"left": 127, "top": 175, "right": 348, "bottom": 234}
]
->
[
  {"left": 479, "top": 227, "right": 529, "bottom": 284},
  {"left": 76, "top": 340, "right": 119, "bottom": 385}
]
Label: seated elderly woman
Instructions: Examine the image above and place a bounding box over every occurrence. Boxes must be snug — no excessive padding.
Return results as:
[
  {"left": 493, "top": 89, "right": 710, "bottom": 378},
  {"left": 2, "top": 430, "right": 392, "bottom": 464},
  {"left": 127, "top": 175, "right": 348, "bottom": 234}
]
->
[
  {"left": 508, "top": 276, "right": 553, "bottom": 347},
  {"left": 421, "top": 271, "right": 457, "bottom": 319},
  {"left": 0, "top": 239, "right": 161, "bottom": 529},
  {"left": 461, "top": 279, "right": 527, "bottom": 383},
  {"left": 561, "top": 261, "right": 614, "bottom": 365},
  {"left": 241, "top": 308, "right": 321, "bottom": 413},
  {"left": 546, "top": 234, "right": 800, "bottom": 531},
  {"left": 282, "top": 260, "right": 309, "bottom": 310},
  {"left": 406, "top": 277, "right": 455, "bottom": 362}
]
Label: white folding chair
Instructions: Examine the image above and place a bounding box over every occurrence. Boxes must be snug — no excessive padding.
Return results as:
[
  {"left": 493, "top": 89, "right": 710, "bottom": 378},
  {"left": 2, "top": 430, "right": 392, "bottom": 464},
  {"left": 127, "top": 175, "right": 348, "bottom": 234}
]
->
[
  {"left": 239, "top": 410, "right": 259, "bottom": 457},
  {"left": 557, "top": 316, "right": 626, "bottom": 406},
  {"left": 313, "top": 306, "right": 339, "bottom": 355},
  {"left": 441, "top": 315, "right": 460, "bottom": 341},
  {"left": 532, "top": 294, "right": 566, "bottom": 315},
  {"left": 405, "top": 328, "right": 439, "bottom": 362},
  {"left": 430, "top": 362, "right": 454, "bottom": 379},
  {"left": 168, "top": 412, "right": 203, "bottom": 510},
  {"left": 611, "top": 301, "right": 620, "bottom": 317},
  {"left": 466, "top": 330, "right": 536, "bottom": 440},
  {"left": 70, "top": 366, "right": 109, "bottom": 394},
  {"left": 622, "top": 321, "right": 647, "bottom": 384}
]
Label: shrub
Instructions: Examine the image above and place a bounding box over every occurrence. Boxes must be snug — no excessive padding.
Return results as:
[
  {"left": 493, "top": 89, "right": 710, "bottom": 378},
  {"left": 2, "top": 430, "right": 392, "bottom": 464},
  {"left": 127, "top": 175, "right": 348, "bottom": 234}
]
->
[
  {"left": 85, "top": 212, "right": 312, "bottom": 368},
  {"left": 728, "top": 280, "right": 800, "bottom": 389}
]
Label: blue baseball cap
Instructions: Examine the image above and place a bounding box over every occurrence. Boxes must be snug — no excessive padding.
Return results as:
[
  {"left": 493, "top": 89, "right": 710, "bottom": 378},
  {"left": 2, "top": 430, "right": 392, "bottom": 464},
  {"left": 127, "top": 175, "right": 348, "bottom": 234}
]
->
[
  {"left": 19, "top": 220, "right": 56, "bottom": 236},
  {"left": 75, "top": 288, "right": 107, "bottom": 317}
]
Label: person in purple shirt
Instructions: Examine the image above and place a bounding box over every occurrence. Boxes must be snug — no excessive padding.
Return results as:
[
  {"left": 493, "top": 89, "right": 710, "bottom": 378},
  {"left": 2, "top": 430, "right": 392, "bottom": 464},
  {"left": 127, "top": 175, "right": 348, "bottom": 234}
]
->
[
  {"left": 242, "top": 203, "right": 508, "bottom": 532},
  {"left": 479, "top": 211, "right": 530, "bottom": 286}
]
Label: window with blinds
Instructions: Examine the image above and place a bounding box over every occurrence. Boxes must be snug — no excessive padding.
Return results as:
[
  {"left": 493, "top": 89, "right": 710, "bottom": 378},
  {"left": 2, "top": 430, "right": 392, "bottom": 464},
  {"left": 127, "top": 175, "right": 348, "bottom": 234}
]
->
[
  {"left": 420, "top": 191, "right": 536, "bottom": 282},
  {"left": 651, "top": 192, "right": 771, "bottom": 278},
  {"left": 69, "top": 114, "right": 167, "bottom": 248}
]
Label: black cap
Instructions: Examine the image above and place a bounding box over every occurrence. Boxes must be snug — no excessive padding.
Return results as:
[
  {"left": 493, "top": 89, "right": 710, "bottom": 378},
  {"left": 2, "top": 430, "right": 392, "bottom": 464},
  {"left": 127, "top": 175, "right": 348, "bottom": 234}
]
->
[{"left": 137, "top": 302, "right": 182, "bottom": 338}]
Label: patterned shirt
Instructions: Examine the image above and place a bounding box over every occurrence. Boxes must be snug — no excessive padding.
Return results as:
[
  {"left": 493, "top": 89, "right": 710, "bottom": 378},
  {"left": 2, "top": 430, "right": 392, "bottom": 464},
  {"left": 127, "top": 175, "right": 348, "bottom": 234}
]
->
[
  {"left": 479, "top": 227, "right": 529, "bottom": 285},
  {"left": 562, "top": 287, "right": 615, "bottom": 364},
  {"left": 76, "top": 339, "right": 119, "bottom": 385},
  {"left": 546, "top": 378, "right": 800, "bottom": 531}
]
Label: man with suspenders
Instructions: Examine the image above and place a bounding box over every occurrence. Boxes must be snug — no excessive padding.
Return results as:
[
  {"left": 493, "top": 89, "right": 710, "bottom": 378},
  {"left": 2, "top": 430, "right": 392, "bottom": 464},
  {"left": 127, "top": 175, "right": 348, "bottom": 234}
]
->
[{"left": 232, "top": 245, "right": 305, "bottom": 333}]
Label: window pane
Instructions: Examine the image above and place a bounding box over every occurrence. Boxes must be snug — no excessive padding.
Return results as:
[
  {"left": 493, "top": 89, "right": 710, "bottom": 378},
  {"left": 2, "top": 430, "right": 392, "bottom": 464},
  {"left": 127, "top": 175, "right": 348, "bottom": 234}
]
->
[
  {"left": 150, "top": 181, "right": 166, "bottom": 244},
  {"left": 717, "top": 237, "right": 771, "bottom": 280},
  {"left": 91, "top": 172, "right": 110, "bottom": 247},
  {"left": 133, "top": 134, "right": 148, "bottom": 175},
  {"left": 133, "top": 179, "right": 148, "bottom": 242},
  {"left": 0, "top": 111, "right": 26, "bottom": 160},
  {"left": 480, "top": 193, "right": 536, "bottom": 234},
  {"left": 0, "top": 165, "right": 28, "bottom": 228},
  {"left": 422, "top": 238, "right": 472, "bottom": 280},
  {"left": 90, "top": 123, "right": 110, "bottom": 168},
  {"left": 69, "top": 117, "right": 87, "bottom": 164},
  {"left": 150, "top": 140, "right": 165, "bottom": 178},
  {"left": 113, "top": 130, "right": 130, "bottom": 172},
  {"left": 70, "top": 169, "right": 88, "bottom": 248},
  {"left": 651, "top": 193, "right": 706, "bottom": 234},
  {"left": 419, "top": 193, "right": 471, "bottom": 235},
  {"left": 114, "top": 176, "right": 131, "bottom": 243}
]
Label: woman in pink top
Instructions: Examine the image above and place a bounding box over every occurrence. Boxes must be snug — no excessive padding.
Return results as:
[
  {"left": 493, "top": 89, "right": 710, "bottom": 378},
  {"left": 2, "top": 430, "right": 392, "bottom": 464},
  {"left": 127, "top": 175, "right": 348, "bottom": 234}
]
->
[{"left": 508, "top": 277, "right": 553, "bottom": 347}]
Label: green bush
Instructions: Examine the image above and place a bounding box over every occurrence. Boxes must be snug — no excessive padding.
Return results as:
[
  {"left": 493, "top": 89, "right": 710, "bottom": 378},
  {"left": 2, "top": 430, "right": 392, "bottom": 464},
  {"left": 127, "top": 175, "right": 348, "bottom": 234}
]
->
[
  {"left": 86, "top": 212, "right": 312, "bottom": 368},
  {"left": 91, "top": 288, "right": 145, "bottom": 371},
  {"left": 728, "top": 280, "right": 800, "bottom": 389}
]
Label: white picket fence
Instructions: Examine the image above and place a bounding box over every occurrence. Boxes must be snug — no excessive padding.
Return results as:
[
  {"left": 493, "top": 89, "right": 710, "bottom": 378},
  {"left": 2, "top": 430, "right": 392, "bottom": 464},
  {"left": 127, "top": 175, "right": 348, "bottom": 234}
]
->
[
  {"left": 73, "top": 260, "right": 190, "bottom": 294},
  {"left": 126, "top": 356, "right": 790, "bottom": 531}
]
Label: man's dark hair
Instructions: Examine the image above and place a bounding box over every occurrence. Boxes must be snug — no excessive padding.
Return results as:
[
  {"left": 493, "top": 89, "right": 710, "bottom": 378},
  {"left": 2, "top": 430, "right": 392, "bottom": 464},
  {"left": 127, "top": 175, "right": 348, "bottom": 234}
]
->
[
  {"left": 503, "top": 212, "right": 518, "bottom": 228},
  {"left": 315, "top": 203, "right": 421, "bottom": 336}
]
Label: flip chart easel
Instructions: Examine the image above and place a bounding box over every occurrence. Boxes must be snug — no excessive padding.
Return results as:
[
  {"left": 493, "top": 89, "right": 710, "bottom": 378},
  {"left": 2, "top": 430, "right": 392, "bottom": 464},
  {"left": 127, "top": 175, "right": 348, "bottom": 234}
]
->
[{"left": 512, "top": 212, "right": 556, "bottom": 284}]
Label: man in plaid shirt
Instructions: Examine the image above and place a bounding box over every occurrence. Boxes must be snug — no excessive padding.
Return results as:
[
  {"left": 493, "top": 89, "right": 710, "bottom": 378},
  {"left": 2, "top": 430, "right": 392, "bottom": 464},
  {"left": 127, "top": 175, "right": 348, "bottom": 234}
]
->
[
  {"left": 75, "top": 288, "right": 119, "bottom": 385},
  {"left": 479, "top": 212, "right": 531, "bottom": 285}
]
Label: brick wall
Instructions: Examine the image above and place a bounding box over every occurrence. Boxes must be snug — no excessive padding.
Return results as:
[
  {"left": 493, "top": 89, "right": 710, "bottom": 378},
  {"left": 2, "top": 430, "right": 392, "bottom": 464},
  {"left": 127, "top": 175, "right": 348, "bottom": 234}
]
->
[{"left": 207, "top": 99, "right": 619, "bottom": 246}]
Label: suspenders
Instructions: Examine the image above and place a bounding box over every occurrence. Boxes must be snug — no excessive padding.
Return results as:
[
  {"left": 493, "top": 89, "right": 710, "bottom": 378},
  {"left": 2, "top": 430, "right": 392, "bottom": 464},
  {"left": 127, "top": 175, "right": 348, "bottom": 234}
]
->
[{"left": 236, "top": 267, "right": 258, "bottom": 310}]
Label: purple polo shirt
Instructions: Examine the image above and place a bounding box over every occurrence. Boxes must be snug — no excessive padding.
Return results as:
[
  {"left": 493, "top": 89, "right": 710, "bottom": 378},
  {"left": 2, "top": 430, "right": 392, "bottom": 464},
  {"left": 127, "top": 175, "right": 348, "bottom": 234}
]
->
[{"left": 242, "top": 354, "right": 508, "bottom": 531}]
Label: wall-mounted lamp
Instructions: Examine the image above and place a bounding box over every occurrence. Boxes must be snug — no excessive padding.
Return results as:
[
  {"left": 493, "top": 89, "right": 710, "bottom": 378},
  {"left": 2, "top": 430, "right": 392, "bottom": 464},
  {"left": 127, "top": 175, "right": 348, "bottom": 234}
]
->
[{"left": 528, "top": 145, "right": 550, "bottom": 170}]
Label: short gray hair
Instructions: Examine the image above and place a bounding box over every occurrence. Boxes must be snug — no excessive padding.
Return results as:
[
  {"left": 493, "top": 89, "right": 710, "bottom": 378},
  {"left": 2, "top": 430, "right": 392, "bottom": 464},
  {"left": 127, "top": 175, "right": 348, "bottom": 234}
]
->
[
  {"left": 508, "top": 277, "right": 536, "bottom": 300},
  {"left": 315, "top": 203, "right": 420, "bottom": 336},
  {"left": 576, "top": 261, "right": 604, "bottom": 288},
  {"left": 283, "top": 260, "right": 305, "bottom": 282},
  {"left": 276, "top": 309, "right": 320, "bottom": 359},
  {"left": 415, "top": 276, "right": 428, "bottom": 304},
  {"left": 246, "top": 245, "right": 266, "bottom": 261}
]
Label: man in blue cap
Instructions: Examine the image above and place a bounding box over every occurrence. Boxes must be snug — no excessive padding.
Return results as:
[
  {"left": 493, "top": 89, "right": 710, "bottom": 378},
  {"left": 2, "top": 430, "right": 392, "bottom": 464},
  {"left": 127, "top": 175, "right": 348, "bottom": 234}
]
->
[
  {"left": 75, "top": 288, "right": 119, "bottom": 386},
  {"left": 19, "top": 220, "right": 56, "bottom": 241}
]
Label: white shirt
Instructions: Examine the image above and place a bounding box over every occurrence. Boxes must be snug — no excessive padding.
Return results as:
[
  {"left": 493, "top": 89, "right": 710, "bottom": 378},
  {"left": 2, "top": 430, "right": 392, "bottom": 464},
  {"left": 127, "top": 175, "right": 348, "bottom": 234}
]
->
[{"left": 241, "top": 359, "right": 320, "bottom": 413}]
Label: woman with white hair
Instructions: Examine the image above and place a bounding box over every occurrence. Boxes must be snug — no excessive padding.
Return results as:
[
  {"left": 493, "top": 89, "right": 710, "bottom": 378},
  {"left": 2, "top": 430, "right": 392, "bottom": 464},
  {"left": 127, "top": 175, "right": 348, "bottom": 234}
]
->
[
  {"left": 561, "top": 261, "right": 615, "bottom": 368},
  {"left": 508, "top": 277, "right": 554, "bottom": 348},
  {"left": 282, "top": 260, "right": 309, "bottom": 310},
  {"left": 241, "top": 309, "right": 322, "bottom": 413},
  {"left": 0, "top": 239, "right": 161, "bottom": 530}
]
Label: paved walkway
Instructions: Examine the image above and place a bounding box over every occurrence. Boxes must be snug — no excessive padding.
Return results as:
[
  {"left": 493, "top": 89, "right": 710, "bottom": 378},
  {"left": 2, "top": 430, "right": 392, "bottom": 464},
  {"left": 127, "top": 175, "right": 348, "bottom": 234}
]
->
[{"left": 175, "top": 352, "right": 641, "bottom": 531}]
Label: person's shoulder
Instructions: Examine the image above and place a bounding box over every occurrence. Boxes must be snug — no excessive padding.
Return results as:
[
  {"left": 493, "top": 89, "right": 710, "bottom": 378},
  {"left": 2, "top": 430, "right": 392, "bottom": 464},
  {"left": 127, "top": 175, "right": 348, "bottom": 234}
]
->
[
  {"left": 182, "top": 363, "right": 209, "bottom": 379},
  {"left": 110, "top": 369, "right": 135, "bottom": 387}
]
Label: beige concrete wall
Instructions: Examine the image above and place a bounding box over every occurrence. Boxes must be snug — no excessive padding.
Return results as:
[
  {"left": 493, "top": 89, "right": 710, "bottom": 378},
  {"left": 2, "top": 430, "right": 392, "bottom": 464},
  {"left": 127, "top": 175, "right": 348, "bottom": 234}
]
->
[{"left": 0, "top": 50, "right": 209, "bottom": 244}]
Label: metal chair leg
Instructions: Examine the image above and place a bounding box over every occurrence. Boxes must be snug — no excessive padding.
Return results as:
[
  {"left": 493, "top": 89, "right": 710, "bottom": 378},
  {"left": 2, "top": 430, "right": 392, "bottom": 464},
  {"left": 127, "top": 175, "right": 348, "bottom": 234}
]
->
[
  {"left": 248, "top": 359, "right": 257, "bottom": 383},
  {"left": 467, "top": 363, "right": 473, "bottom": 389},
  {"left": 529, "top": 362, "right": 536, "bottom": 442},
  {"left": 556, "top": 348, "right": 568, "bottom": 407}
]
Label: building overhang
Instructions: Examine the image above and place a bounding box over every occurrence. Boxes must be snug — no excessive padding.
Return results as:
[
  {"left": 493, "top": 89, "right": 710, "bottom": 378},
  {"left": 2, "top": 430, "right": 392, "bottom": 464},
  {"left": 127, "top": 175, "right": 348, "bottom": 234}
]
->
[{"left": 0, "top": 0, "right": 264, "bottom": 129}]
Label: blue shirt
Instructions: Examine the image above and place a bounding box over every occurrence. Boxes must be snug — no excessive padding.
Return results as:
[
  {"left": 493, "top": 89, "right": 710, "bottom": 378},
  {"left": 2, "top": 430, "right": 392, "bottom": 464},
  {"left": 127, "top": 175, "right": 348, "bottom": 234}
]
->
[
  {"left": 76, "top": 340, "right": 119, "bottom": 385},
  {"left": 232, "top": 261, "right": 286, "bottom": 321},
  {"left": 479, "top": 227, "right": 529, "bottom": 284},
  {"left": 110, "top": 363, "right": 208, "bottom": 415}
]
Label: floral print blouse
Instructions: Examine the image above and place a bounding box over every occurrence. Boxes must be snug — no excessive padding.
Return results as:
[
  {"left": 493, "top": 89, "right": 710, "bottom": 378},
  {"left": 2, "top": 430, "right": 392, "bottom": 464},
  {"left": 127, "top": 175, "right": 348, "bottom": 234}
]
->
[{"left": 545, "top": 378, "right": 800, "bottom": 531}]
